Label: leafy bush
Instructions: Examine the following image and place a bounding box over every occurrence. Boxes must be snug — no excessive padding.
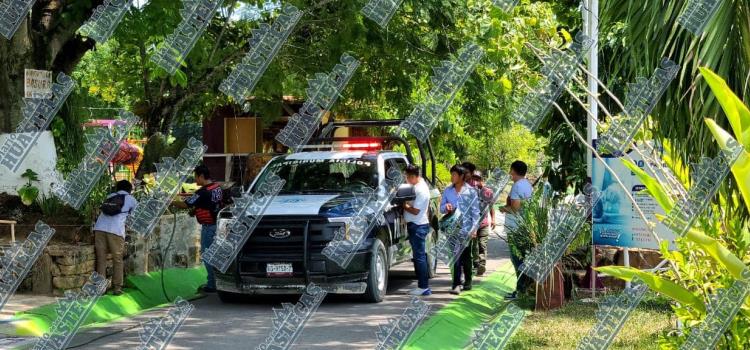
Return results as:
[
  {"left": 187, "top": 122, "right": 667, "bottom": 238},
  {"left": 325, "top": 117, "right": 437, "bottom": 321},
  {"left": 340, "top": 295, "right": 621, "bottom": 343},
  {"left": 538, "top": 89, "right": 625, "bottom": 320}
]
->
[
  {"left": 599, "top": 68, "right": 750, "bottom": 349},
  {"left": 79, "top": 175, "right": 115, "bottom": 226},
  {"left": 34, "top": 195, "right": 66, "bottom": 218},
  {"left": 506, "top": 186, "right": 591, "bottom": 275}
]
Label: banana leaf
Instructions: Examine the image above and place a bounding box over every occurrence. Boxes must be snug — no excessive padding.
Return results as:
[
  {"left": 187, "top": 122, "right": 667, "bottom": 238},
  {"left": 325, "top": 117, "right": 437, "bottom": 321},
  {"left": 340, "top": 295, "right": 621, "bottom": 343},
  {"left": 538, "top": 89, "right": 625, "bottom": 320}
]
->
[
  {"left": 699, "top": 67, "right": 750, "bottom": 146},
  {"left": 683, "top": 227, "right": 748, "bottom": 280},
  {"left": 596, "top": 266, "right": 706, "bottom": 314},
  {"left": 700, "top": 67, "right": 750, "bottom": 212},
  {"left": 704, "top": 119, "right": 750, "bottom": 212},
  {"left": 621, "top": 159, "right": 674, "bottom": 212},
  {"left": 660, "top": 139, "right": 690, "bottom": 186}
]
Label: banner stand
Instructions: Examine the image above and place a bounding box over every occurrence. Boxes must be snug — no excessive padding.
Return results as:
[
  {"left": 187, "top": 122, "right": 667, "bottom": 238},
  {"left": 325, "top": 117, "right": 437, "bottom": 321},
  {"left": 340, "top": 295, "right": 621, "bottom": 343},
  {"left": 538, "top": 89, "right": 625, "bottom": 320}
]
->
[
  {"left": 590, "top": 244, "right": 596, "bottom": 299},
  {"left": 623, "top": 247, "right": 631, "bottom": 288},
  {"left": 590, "top": 245, "right": 632, "bottom": 298}
]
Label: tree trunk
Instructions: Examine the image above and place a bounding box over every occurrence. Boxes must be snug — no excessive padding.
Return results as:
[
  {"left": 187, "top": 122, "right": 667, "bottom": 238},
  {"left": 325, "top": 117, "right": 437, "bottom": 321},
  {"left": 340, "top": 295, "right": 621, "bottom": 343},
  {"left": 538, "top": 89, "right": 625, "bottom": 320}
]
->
[{"left": 0, "top": 0, "right": 100, "bottom": 133}]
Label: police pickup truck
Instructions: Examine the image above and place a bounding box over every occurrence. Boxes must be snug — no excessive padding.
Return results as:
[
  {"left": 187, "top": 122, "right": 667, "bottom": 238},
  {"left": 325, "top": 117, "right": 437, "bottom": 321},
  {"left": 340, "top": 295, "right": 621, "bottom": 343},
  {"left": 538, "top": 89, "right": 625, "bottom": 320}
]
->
[{"left": 215, "top": 120, "right": 441, "bottom": 303}]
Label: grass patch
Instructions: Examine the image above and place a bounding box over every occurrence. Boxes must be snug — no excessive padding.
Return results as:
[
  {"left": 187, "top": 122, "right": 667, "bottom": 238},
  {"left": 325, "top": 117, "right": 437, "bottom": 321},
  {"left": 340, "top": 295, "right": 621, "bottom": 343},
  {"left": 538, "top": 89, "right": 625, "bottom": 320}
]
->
[{"left": 506, "top": 294, "right": 673, "bottom": 350}]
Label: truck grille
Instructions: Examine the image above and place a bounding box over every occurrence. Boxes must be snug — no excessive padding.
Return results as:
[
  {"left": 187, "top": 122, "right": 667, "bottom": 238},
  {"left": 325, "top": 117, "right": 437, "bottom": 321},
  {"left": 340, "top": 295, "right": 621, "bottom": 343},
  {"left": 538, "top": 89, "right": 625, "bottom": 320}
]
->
[{"left": 236, "top": 218, "right": 338, "bottom": 276}]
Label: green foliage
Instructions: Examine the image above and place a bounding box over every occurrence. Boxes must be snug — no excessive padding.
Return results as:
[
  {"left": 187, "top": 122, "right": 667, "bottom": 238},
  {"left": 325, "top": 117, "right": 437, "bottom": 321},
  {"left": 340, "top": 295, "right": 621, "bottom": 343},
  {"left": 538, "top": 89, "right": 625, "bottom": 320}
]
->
[
  {"left": 507, "top": 297, "right": 672, "bottom": 350},
  {"left": 506, "top": 189, "right": 550, "bottom": 261},
  {"left": 50, "top": 91, "right": 87, "bottom": 174},
  {"left": 506, "top": 186, "right": 590, "bottom": 271},
  {"left": 684, "top": 227, "right": 747, "bottom": 280},
  {"left": 600, "top": 0, "right": 750, "bottom": 221},
  {"left": 68, "top": 0, "right": 561, "bottom": 179},
  {"left": 18, "top": 169, "right": 40, "bottom": 206},
  {"left": 465, "top": 124, "right": 547, "bottom": 176},
  {"left": 20, "top": 169, "right": 39, "bottom": 182},
  {"left": 699, "top": 67, "right": 750, "bottom": 212},
  {"left": 140, "top": 134, "right": 169, "bottom": 175},
  {"left": 622, "top": 159, "right": 675, "bottom": 212},
  {"left": 34, "top": 195, "right": 66, "bottom": 218},
  {"left": 602, "top": 70, "right": 750, "bottom": 348},
  {"left": 596, "top": 265, "right": 706, "bottom": 314},
  {"left": 80, "top": 175, "right": 116, "bottom": 226}
]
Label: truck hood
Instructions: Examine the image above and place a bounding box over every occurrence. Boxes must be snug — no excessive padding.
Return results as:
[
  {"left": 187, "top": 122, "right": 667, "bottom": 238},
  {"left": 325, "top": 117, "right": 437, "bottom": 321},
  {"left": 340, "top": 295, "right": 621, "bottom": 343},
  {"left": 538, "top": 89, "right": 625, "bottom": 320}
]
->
[{"left": 262, "top": 194, "right": 368, "bottom": 217}]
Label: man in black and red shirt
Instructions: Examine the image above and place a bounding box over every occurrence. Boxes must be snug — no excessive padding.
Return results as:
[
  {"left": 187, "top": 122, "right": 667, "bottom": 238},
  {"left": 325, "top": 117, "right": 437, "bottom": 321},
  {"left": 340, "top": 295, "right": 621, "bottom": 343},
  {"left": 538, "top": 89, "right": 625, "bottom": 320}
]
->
[{"left": 172, "top": 165, "right": 223, "bottom": 293}]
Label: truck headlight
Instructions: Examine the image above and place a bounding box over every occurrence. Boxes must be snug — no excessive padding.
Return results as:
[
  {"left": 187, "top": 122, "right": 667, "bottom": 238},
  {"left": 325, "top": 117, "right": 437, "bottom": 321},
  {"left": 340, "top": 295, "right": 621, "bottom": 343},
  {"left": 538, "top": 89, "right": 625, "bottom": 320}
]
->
[{"left": 327, "top": 217, "right": 351, "bottom": 240}]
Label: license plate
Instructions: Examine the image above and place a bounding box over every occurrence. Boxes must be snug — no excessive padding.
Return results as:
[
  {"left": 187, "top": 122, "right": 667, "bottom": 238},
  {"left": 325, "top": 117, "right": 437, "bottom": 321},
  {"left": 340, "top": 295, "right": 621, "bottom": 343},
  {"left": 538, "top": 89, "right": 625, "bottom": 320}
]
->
[{"left": 266, "top": 263, "right": 293, "bottom": 277}]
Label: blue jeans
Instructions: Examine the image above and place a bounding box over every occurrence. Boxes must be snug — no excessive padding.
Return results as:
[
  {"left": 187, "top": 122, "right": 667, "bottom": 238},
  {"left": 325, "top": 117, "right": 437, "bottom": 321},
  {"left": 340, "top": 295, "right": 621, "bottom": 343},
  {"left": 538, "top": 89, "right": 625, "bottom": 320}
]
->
[
  {"left": 408, "top": 223, "right": 430, "bottom": 289},
  {"left": 201, "top": 224, "right": 217, "bottom": 289}
]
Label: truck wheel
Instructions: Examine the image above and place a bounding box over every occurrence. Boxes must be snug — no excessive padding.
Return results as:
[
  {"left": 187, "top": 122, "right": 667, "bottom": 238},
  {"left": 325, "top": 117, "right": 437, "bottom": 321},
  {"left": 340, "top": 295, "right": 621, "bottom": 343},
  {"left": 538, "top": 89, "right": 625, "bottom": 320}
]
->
[
  {"left": 426, "top": 230, "right": 438, "bottom": 278},
  {"left": 363, "top": 239, "right": 388, "bottom": 303},
  {"left": 217, "top": 290, "right": 244, "bottom": 303}
]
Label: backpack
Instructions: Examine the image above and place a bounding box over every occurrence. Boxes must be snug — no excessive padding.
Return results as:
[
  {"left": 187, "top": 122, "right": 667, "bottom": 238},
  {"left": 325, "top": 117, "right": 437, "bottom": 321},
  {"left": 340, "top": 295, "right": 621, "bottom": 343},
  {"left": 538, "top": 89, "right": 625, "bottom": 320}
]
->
[{"left": 100, "top": 194, "right": 126, "bottom": 216}]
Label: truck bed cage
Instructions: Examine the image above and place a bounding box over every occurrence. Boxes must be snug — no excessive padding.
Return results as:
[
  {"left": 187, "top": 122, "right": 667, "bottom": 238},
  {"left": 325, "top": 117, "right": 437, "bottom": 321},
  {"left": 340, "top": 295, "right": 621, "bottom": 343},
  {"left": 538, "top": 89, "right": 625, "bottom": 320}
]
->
[{"left": 309, "top": 119, "right": 437, "bottom": 185}]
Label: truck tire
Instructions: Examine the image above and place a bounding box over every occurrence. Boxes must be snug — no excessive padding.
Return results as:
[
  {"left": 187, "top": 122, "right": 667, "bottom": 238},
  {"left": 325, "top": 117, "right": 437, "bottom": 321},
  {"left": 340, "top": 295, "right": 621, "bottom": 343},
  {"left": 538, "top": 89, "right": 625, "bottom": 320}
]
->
[
  {"left": 426, "top": 230, "right": 438, "bottom": 278},
  {"left": 363, "top": 239, "right": 388, "bottom": 303},
  {"left": 217, "top": 290, "right": 244, "bottom": 303}
]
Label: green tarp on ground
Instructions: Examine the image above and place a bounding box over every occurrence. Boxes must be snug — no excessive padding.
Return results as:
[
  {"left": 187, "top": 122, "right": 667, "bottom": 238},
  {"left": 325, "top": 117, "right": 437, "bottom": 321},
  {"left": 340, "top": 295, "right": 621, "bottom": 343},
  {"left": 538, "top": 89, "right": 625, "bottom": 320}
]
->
[
  {"left": 11, "top": 267, "right": 206, "bottom": 336},
  {"left": 404, "top": 262, "right": 516, "bottom": 349}
]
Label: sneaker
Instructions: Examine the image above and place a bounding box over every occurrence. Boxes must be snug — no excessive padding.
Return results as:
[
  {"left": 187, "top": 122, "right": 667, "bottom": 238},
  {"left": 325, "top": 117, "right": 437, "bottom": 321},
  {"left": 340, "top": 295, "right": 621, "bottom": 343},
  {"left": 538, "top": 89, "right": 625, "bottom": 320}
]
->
[
  {"left": 450, "top": 286, "right": 461, "bottom": 295},
  {"left": 409, "top": 288, "right": 432, "bottom": 296},
  {"left": 504, "top": 291, "right": 517, "bottom": 300},
  {"left": 110, "top": 288, "right": 123, "bottom": 296},
  {"left": 477, "top": 266, "right": 486, "bottom": 276},
  {"left": 463, "top": 285, "right": 472, "bottom": 291}
]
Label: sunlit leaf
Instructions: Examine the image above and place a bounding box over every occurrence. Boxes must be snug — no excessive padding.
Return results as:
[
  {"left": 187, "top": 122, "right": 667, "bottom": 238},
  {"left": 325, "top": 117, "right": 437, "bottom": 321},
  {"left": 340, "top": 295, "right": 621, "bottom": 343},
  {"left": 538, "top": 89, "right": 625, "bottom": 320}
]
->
[{"left": 596, "top": 266, "right": 706, "bottom": 314}]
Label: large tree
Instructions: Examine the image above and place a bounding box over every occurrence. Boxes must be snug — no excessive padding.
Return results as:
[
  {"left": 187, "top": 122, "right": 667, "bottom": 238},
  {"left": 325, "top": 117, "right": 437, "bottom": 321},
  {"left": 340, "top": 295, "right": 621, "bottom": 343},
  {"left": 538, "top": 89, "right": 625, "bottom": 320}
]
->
[{"left": 0, "top": 0, "right": 102, "bottom": 132}]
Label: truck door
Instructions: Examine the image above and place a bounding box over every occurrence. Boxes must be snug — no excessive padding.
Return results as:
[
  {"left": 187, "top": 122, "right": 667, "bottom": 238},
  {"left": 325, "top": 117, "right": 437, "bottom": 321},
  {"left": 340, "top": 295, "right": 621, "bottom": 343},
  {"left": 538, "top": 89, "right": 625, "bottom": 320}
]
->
[{"left": 383, "top": 157, "right": 410, "bottom": 264}]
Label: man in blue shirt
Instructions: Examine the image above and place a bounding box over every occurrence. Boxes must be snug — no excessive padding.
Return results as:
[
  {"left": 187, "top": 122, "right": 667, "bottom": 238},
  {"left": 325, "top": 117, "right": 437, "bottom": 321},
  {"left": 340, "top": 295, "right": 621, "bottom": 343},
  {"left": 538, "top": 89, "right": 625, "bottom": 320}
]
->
[
  {"left": 440, "top": 164, "right": 481, "bottom": 295},
  {"left": 501, "top": 160, "right": 533, "bottom": 300}
]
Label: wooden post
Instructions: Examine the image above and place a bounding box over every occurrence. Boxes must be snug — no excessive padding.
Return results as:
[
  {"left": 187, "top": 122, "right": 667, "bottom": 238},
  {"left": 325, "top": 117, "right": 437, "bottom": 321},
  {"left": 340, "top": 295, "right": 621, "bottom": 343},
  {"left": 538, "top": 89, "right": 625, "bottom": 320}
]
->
[{"left": 0, "top": 220, "right": 17, "bottom": 243}]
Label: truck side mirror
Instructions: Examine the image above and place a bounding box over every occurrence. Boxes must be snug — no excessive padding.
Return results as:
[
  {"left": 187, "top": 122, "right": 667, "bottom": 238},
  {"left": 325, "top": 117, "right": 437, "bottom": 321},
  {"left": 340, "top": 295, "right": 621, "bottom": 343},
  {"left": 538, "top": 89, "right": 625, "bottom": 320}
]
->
[
  {"left": 230, "top": 186, "right": 244, "bottom": 198},
  {"left": 392, "top": 184, "right": 416, "bottom": 205}
]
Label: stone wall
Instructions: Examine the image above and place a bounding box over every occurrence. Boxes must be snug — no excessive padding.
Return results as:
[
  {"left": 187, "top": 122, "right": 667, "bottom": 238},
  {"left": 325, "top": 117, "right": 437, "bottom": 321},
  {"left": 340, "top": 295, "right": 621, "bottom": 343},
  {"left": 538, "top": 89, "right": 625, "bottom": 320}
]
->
[
  {"left": 126, "top": 212, "right": 202, "bottom": 275},
  {"left": 18, "top": 213, "right": 201, "bottom": 296}
]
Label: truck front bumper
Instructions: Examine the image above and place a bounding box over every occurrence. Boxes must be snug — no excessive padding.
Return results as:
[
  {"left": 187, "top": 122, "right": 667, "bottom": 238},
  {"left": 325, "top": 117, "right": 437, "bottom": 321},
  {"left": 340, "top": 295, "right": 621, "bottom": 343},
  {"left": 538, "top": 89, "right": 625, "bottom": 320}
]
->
[{"left": 216, "top": 273, "right": 368, "bottom": 295}]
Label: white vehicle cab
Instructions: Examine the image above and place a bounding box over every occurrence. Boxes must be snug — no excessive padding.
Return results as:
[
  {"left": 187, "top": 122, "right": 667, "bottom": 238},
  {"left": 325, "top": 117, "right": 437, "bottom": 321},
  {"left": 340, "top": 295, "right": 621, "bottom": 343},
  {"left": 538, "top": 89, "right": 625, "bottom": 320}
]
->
[{"left": 215, "top": 121, "right": 441, "bottom": 303}]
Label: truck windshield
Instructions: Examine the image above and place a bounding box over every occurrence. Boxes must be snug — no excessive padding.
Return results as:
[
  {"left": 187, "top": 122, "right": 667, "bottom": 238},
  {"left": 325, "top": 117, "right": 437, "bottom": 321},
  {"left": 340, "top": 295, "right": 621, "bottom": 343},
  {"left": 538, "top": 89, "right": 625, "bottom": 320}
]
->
[{"left": 252, "top": 158, "right": 377, "bottom": 194}]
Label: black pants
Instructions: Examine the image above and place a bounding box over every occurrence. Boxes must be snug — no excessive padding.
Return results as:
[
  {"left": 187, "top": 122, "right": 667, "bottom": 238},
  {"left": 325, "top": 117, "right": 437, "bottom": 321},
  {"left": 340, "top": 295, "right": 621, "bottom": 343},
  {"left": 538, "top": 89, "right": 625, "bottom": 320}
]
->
[
  {"left": 509, "top": 244, "right": 530, "bottom": 293},
  {"left": 452, "top": 245, "right": 473, "bottom": 288}
]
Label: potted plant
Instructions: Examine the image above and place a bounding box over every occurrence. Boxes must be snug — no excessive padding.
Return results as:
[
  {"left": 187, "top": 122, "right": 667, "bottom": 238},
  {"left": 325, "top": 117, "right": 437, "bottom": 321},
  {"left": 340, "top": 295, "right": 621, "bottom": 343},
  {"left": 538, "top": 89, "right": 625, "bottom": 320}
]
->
[{"left": 504, "top": 185, "right": 590, "bottom": 310}]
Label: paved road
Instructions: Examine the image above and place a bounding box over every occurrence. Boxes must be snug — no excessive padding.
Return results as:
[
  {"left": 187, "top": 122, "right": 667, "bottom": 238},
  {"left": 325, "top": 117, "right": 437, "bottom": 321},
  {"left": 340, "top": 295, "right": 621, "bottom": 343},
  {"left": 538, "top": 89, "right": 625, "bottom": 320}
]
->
[{"left": 33, "top": 228, "right": 511, "bottom": 350}]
